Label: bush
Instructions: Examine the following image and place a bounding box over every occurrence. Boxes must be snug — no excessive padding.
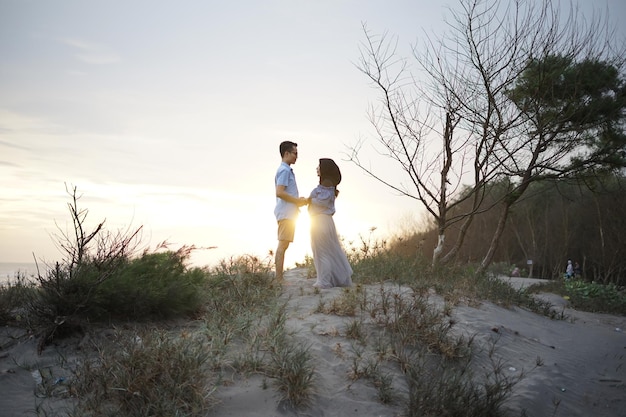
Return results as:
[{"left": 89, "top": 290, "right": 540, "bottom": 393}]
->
[
  {"left": 67, "top": 255, "right": 285, "bottom": 416},
  {"left": 91, "top": 251, "right": 206, "bottom": 320},
  {"left": 565, "top": 280, "right": 626, "bottom": 314},
  {"left": 20, "top": 186, "right": 208, "bottom": 351}
]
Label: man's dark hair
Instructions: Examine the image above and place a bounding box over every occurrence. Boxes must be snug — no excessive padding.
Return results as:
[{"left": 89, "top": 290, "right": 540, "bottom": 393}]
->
[{"left": 280, "top": 141, "right": 298, "bottom": 157}]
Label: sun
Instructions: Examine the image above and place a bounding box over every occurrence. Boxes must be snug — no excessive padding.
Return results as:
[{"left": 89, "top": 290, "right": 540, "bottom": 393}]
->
[{"left": 283, "top": 210, "right": 312, "bottom": 268}]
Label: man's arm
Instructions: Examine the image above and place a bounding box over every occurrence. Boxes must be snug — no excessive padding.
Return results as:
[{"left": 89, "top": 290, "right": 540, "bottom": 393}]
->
[{"left": 276, "top": 185, "right": 307, "bottom": 206}]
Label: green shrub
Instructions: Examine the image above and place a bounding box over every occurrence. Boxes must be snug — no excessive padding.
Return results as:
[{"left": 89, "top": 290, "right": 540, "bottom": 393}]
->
[
  {"left": 91, "top": 251, "right": 205, "bottom": 320},
  {"left": 565, "top": 280, "right": 626, "bottom": 314},
  {"left": 25, "top": 250, "right": 206, "bottom": 325},
  {"left": 524, "top": 279, "right": 626, "bottom": 315}
]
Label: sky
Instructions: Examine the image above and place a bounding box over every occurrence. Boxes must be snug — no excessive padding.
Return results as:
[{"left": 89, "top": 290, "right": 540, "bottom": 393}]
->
[{"left": 1, "top": 0, "right": 624, "bottom": 269}]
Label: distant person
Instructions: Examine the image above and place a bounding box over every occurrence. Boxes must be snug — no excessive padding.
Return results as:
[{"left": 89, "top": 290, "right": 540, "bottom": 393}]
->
[
  {"left": 274, "top": 141, "right": 307, "bottom": 281},
  {"left": 565, "top": 259, "right": 574, "bottom": 280},
  {"left": 511, "top": 266, "right": 520, "bottom": 277},
  {"left": 574, "top": 261, "right": 582, "bottom": 278},
  {"left": 307, "top": 158, "right": 353, "bottom": 289}
]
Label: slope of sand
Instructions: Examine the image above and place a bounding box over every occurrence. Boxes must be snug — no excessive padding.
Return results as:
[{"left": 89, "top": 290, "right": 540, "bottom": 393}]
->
[{"left": 1, "top": 268, "right": 624, "bottom": 417}]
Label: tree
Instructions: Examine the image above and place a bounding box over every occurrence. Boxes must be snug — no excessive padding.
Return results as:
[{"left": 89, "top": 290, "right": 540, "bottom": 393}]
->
[
  {"left": 480, "top": 55, "right": 626, "bottom": 271},
  {"left": 353, "top": 22, "right": 502, "bottom": 266},
  {"left": 440, "top": 173, "right": 626, "bottom": 283},
  {"left": 351, "top": 0, "right": 625, "bottom": 270}
]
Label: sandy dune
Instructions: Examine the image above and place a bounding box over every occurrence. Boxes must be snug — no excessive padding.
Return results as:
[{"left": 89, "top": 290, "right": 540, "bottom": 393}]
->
[{"left": 1, "top": 268, "right": 624, "bottom": 416}]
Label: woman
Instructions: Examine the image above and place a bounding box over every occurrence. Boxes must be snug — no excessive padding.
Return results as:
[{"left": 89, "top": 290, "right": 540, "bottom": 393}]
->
[{"left": 307, "top": 158, "right": 353, "bottom": 289}]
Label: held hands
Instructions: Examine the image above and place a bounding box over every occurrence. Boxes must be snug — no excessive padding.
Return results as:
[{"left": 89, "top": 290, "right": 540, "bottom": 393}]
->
[{"left": 297, "top": 197, "right": 309, "bottom": 207}]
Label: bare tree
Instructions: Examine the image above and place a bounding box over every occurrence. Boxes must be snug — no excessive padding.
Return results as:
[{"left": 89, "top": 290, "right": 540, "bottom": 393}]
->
[
  {"left": 47, "top": 184, "right": 143, "bottom": 281},
  {"left": 351, "top": 0, "right": 625, "bottom": 270},
  {"left": 352, "top": 2, "right": 520, "bottom": 266}
]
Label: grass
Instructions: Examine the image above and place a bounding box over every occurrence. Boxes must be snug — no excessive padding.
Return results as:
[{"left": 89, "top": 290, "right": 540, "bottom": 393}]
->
[
  {"left": 2, "top": 241, "right": 621, "bottom": 417},
  {"left": 1, "top": 190, "right": 623, "bottom": 416},
  {"left": 401, "top": 347, "right": 523, "bottom": 417},
  {"left": 268, "top": 336, "right": 316, "bottom": 408},
  {"left": 70, "top": 328, "right": 217, "bottom": 417},
  {"left": 1, "top": 253, "right": 308, "bottom": 416}
]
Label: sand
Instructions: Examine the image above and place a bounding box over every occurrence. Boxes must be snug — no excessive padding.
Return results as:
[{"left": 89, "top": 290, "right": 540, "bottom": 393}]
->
[{"left": 1, "top": 269, "right": 624, "bottom": 417}]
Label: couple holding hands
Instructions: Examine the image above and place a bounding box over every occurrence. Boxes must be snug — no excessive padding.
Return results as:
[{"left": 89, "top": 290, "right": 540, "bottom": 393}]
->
[{"left": 274, "top": 140, "right": 353, "bottom": 289}]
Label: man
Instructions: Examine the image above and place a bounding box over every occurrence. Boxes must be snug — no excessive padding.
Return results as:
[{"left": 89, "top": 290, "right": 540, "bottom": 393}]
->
[{"left": 274, "top": 141, "right": 307, "bottom": 281}]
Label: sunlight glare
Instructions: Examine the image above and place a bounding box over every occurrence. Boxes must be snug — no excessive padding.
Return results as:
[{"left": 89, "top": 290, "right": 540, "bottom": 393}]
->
[{"left": 285, "top": 209, "right": 312, "bottom": 268}]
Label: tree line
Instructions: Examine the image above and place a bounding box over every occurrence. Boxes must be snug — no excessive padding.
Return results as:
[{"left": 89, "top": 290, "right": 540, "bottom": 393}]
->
[{"left": 408, "top": 173, "right": 626, "bottom": 284}]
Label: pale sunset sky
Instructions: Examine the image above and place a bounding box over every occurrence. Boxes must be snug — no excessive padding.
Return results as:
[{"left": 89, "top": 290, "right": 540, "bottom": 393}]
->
[{"left": 1, "top": 0, "right": 624, "bottom": 269}]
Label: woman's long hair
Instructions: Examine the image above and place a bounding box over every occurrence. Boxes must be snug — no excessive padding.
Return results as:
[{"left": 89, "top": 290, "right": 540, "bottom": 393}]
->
[{"left": 319, "top": 158, "right": 341, "bottom": 196}]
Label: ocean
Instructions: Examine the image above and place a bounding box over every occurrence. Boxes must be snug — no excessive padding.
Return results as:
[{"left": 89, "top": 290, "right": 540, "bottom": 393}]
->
[{"left": 0, "top": 262, "right": 40, "bottom": 284}]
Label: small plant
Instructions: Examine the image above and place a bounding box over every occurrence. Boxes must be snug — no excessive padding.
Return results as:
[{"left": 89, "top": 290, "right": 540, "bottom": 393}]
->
[
  {"left": 373, "top": 371, "right": 395, "bottom": 404},
  {"left": 332, "top": 342, "right": 345, "bottom": 358},
  {"left": 268, "top": 338, "right": 316, "bottom": 408},
  {"left": 345, "top": 341, "right": 395, "bottom": 403},
  {"left": 295, "top": 254, "right": 316, "bottom": 278},
  {"left": 71, "top": 329, "right": 217, "bottom": 416},
  {"left": 321, "top": 285, "right": 366, "bottom": 316},
  {"left": 313, "top": 297, "right": 325, "bottom": 313},
  {"left": 345, "top": 318, "right": 366, "bottom": 344},
  {"left": 347, "top": 343, "right": 367, "bottom": 381},
  {"left": 401, "top": 344, "right": 521, "bottom": 417}
]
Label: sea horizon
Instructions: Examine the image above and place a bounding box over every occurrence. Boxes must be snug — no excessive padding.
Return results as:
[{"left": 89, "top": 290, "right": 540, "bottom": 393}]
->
[{"left": 0, "top": 262, "right": 40, "bottom": 284}]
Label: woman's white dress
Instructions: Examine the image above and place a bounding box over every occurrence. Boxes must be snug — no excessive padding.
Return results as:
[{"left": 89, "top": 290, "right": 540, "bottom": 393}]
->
[{"left": 308, "top": 185, "right": 353, "bottom": 288}]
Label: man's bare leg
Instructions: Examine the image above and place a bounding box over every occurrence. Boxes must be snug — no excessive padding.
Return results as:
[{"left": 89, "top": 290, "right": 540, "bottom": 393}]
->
[{"left": 275, "top": 240, "right": 290, "bottom": 281}]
